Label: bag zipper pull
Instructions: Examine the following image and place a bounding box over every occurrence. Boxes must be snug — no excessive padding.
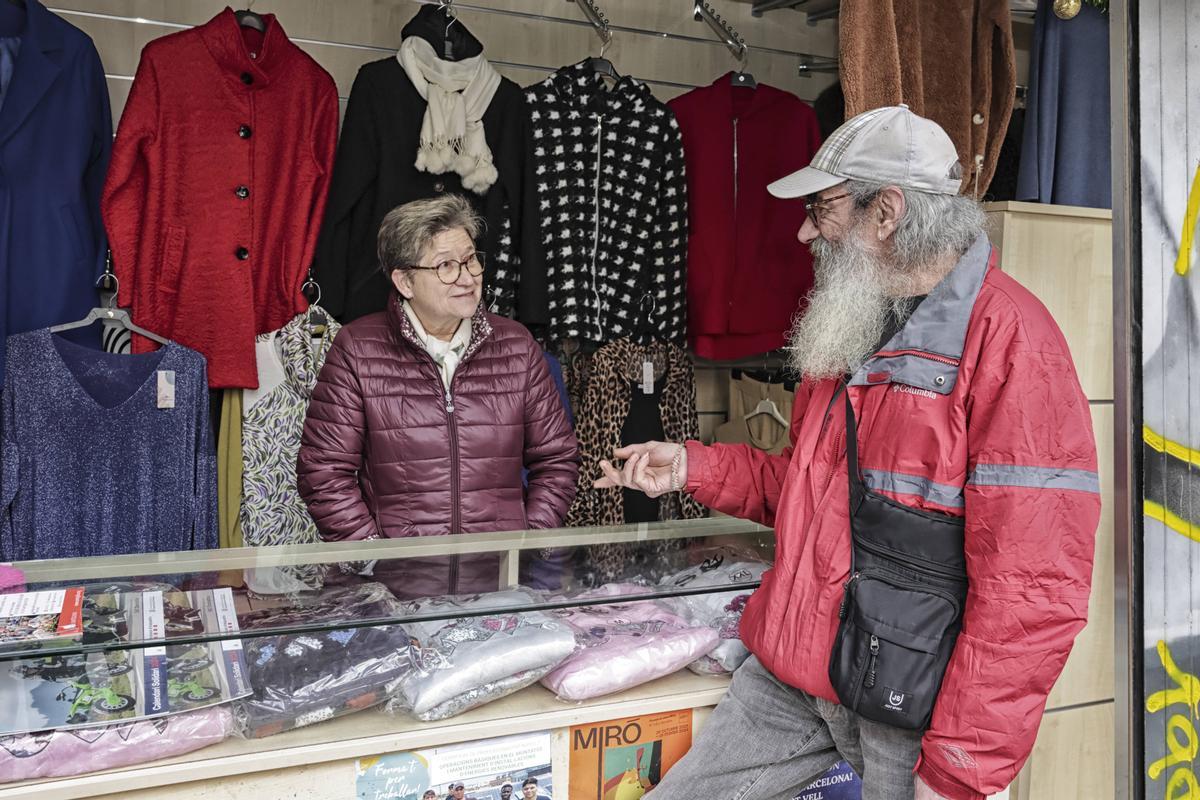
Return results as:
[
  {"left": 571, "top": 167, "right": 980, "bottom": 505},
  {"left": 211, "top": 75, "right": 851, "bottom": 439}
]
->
[
  {"left": 838, "top": 573, "right": 858, "bottom": 620},
  {"left": 865, "top": 635, "right": 879, "bottom": 688}
]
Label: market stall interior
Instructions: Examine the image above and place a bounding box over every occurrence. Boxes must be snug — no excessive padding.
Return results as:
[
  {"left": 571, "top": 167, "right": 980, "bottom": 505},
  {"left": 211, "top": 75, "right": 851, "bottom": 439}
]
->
[{"left": 0, "top": 0, "right": 1116, "bottom": 797}]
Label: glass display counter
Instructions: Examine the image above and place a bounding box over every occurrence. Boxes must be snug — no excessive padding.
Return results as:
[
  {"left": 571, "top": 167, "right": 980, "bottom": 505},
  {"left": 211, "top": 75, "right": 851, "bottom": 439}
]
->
[{"left": 0, "top": 518, "right": 773, "bottom": 799}]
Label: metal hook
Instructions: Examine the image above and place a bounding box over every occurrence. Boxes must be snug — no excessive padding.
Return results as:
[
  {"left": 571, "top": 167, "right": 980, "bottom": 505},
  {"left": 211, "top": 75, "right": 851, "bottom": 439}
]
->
[
  {"left": 94, "top": 272, "right": 121, "bottom": 308},
  {"left": 301, "top": 275, "right": 322, "bottom": 307}
]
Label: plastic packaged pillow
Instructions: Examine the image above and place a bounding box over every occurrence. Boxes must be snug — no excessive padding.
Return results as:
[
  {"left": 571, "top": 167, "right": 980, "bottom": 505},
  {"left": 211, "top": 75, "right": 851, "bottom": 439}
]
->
[
  {"left": 0, "top": 706, "right": 232, "bottom": 782},
  {"left": 387, "top": 590, "right": 576, "bottom": 718},
  {"left": 540, "top": 584, "right": 719, "bottom": 701},
  {"left": 659, "top": 558, "right": 769, "bottom": 675},
  {"left": 234, "top": 583, "right": 415, "bottom": 738}
]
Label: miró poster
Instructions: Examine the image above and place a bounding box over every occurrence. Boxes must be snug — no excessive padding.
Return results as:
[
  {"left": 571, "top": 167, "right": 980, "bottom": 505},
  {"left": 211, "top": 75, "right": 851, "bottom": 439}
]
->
[{"left": 568, "top": 710, "right": 692, "bottom": 800}]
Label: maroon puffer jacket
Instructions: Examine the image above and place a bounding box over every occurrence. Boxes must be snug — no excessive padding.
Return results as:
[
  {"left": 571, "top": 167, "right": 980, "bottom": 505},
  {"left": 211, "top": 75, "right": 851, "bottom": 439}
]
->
[{"left": 297, "top": 296, "right": 578, "bottom": 596}]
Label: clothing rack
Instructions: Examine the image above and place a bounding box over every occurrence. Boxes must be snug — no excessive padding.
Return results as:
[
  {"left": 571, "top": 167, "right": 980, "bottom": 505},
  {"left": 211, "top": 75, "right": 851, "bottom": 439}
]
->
[
  {"left": 693, "top": 1, "right": 747, "bottom": 61},
  {"left": 53, "top": 2, "right": 839, "bottom": 93},
  {"left": 571, "top": 0, "right": 612, "bottom": 45}
]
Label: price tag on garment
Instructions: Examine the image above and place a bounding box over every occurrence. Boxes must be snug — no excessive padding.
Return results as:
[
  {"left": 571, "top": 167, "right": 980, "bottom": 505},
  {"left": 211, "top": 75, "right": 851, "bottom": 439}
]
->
[
  {"left": 641, "top": 360, "right": 654, "bottom": 395},
  {"left": 156, "top": 370, "right": 176, "bottom": 410}
]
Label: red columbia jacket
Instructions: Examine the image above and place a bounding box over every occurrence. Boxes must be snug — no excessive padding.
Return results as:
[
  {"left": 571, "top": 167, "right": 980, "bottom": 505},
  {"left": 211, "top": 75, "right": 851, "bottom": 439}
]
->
[
  {"left": 102, "top": 9, "right": 338, "bottom": 388},
  {"left": 297, "top": 297, "right": 579, "bottom": 596},
  {"left": 685, "top": 235, "right": 1100, "bottom": 799}
]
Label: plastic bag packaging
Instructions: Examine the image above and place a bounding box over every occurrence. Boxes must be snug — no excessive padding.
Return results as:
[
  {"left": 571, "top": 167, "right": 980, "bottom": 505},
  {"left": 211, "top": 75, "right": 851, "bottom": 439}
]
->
[
  {"left": 385, "top": 663, "right": 558, "bottom": 722},
  {"left": 233, "top": 584, "right": 415, "bottom": 738},
  {"left": 387, "top": 590, "right": 576, "bottom": 718},
  {"left": 540, "top": 584, "right": 719, "bottom": 701},
  {"left": 0, "top": 706, "right": 232, "bottom": 783},
  {"left": 659, "top": 557, "right": 769, "bottom": 675}
]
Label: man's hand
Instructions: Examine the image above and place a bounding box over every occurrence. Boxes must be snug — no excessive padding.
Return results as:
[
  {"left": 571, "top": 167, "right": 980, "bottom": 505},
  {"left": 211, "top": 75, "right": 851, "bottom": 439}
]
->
[
  {"left": 594, "top": 441, "right": 685, "bottom": 498},
  {"left": 914, "top": 775, "right": 949, "bottom": 800}
]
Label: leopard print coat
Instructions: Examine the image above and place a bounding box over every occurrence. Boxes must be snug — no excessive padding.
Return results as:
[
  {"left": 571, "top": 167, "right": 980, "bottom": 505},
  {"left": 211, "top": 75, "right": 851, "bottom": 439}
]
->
[{"left": 565, "top": 338, "right": 706, "bottom": 582}]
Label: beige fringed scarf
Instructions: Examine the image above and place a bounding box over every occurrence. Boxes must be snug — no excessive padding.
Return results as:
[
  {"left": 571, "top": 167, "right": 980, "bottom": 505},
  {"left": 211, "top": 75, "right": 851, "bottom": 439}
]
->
[{"left": 398, "top": 36, "right": 501, "bottom": 194}]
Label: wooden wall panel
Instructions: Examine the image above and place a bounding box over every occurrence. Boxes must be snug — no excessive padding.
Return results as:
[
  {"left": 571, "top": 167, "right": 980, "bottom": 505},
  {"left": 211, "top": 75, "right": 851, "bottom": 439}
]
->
[{"left": 1011, "top": 703, "right": 1115, "bottom": 800}]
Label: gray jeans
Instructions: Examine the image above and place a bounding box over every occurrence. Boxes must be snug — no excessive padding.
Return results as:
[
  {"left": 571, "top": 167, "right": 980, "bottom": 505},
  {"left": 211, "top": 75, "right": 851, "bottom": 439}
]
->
[{"left": 647, "top": 656, "right": 922, "bottom": 800}]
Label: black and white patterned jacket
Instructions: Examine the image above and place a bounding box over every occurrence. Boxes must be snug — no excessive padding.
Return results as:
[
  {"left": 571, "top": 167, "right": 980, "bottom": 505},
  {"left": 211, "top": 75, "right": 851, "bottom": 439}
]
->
[{"left": 523, "top": 62, "right": 688, "bottom": 345}]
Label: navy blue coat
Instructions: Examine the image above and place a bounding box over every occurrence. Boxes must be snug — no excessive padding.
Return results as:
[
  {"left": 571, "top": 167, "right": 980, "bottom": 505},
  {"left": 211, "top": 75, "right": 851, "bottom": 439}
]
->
[{"left": 0, "top": 1, "right": 111, "bottom": 382}]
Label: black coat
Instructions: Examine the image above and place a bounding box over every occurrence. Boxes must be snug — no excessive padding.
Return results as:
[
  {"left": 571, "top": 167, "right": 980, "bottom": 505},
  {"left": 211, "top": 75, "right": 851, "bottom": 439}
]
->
[{"left": 313, "top": 56, "right": 534, "bottom": 323}]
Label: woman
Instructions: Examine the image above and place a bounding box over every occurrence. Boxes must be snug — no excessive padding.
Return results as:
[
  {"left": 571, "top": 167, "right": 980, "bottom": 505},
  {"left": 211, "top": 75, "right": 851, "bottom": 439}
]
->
[{"left": 298, "top": 195, "right": 578, "bottom": 595}]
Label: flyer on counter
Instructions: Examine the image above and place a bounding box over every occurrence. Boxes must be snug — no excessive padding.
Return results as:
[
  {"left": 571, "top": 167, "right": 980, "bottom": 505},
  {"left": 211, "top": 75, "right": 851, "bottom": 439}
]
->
[
  {"left": 568, "top": 710, "right": 692, "bottom": 800},
  {"left": 0, "top": 587, "right": 250, "bottom": 736},
  {"left": 357, "top": 732, "right": 554, "bottom": 800}
]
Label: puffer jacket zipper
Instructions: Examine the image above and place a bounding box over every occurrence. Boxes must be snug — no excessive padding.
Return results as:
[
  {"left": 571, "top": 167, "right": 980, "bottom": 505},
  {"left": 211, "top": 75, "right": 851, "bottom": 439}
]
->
[{"left": 445, "top": 379, "right": 461, "bottom": 593}]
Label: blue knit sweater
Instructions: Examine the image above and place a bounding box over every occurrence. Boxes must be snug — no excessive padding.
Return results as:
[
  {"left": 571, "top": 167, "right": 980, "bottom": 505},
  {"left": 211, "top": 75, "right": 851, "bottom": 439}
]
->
[{"left": 0, "top": 330, "right": 216, "bottom": 560}]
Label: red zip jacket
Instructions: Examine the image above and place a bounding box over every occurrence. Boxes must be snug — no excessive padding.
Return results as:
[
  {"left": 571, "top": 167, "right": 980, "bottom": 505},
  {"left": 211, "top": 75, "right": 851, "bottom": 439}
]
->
[
  {"left": 668, "top": 75, "right": 822, "bottom": 360},
  {"left": 685, "top": 235, "right": 1100, "bottom": 799}
]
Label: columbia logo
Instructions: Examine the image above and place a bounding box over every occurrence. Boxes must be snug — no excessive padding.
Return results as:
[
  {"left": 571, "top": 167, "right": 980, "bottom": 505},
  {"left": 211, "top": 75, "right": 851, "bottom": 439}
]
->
[{"left": 891, "top": 384, "right": 938, "bottom": 400}]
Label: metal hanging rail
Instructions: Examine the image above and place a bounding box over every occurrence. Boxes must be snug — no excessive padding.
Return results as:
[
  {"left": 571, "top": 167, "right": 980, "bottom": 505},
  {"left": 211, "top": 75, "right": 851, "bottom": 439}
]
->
[
  {"left": 752, "top": 0, "right": 840, "bottom": 22},
  {"left": 571, "top": 0, "right": 613, "bottom": 45},
  {"left": 693, "top": 1, "right": 747, "bottom": 61}
]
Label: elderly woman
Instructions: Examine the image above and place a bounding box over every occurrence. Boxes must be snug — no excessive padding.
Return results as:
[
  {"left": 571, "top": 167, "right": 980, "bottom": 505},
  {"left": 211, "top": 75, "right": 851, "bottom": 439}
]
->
[{"left": 298, "top": 195, "right": 578, "bottom": 595}]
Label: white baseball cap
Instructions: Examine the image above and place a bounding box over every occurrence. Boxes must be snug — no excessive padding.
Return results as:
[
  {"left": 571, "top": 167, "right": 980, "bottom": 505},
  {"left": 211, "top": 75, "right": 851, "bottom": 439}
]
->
[{"left": 768, "top": 104, "right": 963, "bottom": 199}]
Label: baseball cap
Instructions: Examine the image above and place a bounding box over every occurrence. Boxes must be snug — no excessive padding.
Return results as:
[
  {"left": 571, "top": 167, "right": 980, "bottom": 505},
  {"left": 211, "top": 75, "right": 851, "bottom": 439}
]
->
[{"left": 768, "top": 105, "right": 963, "bottom": 199}]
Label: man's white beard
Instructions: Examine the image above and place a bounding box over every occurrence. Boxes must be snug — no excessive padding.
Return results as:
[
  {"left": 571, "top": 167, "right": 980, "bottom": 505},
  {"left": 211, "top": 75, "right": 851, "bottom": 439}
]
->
[{"left": 786, "top": 226, "right": 918, "bottom": 381}]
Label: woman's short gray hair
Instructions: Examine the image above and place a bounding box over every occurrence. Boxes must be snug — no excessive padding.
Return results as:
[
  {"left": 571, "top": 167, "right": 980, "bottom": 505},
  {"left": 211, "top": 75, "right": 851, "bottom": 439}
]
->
[
  {"left": 377, "top": 194, "right": 483, "bottom": 276},
  {"left": 845, "top": 180, "right": 986, "bottom": 271}
]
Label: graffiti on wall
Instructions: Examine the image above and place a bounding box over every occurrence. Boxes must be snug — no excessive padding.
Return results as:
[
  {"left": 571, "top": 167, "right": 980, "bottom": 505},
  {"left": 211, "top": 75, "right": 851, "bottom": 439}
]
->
[{"left": 1140, "top": 4, "right": 1200, "bottom": 798}]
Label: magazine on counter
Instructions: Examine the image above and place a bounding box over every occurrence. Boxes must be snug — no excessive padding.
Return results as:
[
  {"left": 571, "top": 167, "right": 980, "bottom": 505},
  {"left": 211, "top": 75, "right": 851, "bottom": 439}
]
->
[
  {"left": 0, "top": 587, "right": 251, "bottom": 736},
  {"left": 0, "top": 589, "right": 85, "bottom": 654}
]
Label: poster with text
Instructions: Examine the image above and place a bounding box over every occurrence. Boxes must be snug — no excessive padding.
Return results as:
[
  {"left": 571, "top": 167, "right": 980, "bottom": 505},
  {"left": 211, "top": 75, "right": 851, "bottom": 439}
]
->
[
  {"left": 357, "top": 732, "right": 553, "bottom": 800},
  {"left": 794, "top": 761, "right": 861, "bottom": 800},
  {"left": 569, "top": 710, "right": 692, "bottom": 800}
]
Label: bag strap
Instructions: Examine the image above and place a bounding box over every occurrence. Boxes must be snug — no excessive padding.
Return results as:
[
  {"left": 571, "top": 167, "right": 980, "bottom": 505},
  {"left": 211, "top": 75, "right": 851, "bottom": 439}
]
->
[{"left": 842, "top": 385, "right": 866, "bottom": 507}]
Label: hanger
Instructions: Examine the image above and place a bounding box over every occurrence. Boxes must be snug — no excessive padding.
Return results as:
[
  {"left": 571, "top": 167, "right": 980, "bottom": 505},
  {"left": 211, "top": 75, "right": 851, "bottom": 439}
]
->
[
  {"left": 235, "top": 0, "right": 265, "bottom": 33},
  {"left": 403, "top": 2, "right": 484, "bottom": 61},
  {"left": 585, "top": 29, "right": 620, "bottom": 82},
  {"left": 50, "top": 265, "right": 170, "bottom": 347},
  {"left": 632, "top": 292, "right": 657, "bottom": 345},
  {"left": 743, "top": 391, "right": 788, "bottom": 428},
  {"left": 301, "top": 269, "right": 328, "bottom": 338},
  {"left": 732, "top": 46, "right": 757, "bottom": 89}
]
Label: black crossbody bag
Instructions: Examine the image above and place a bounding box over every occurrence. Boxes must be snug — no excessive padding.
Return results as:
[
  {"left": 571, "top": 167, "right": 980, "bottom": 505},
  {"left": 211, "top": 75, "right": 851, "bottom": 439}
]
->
[{"left": 828, "top": 389, "right": 969, "bottom": 731}]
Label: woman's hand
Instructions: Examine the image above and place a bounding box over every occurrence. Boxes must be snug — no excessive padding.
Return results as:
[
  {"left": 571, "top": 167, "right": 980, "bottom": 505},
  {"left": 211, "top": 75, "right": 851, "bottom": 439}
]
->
[{"left": 594, "top": 441, "right": 686, "bottom": 498}]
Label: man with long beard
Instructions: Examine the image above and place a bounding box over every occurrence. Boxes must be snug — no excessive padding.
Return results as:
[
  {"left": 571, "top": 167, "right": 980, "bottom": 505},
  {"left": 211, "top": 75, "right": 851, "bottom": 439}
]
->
[{"left": 596, "top": 106, "right": 1100, "bottom": 800}]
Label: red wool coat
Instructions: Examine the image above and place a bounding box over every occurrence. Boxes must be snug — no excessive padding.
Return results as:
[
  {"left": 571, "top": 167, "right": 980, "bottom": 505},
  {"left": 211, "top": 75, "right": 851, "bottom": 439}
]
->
[
  {"left": 102, "top": 8, "right": 338, "bottom": 388},
  {"left": 668, "top": 76, "right": 823, "bottom": 360}
]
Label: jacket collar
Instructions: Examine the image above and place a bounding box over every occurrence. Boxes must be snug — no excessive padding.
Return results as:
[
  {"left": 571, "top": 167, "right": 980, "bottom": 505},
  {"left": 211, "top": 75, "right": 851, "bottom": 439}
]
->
[
  {"left": 274, "top": 307, "right": 340, "bottom": 397},
  {"left": 199, "top": 7, "right": 292, "bottom": 89},
  {"left": 0, "top": 1, "right": 64, "bottom": 146},
  {"left": 546, "top": 59, "right": 652, "bottom": 113},
  {"left": 387, "top": 293, "right": 493, "bottom": 366},
  {"left": 849, "top": 233, "right": 994, "bottom": 396}
]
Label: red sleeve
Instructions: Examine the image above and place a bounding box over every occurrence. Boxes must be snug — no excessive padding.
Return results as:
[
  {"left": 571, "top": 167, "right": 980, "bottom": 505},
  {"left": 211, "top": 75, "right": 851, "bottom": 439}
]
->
[
  {"left": 298, "top": 80, "right": 339, "bottom": 312},
  {"left": 918, "top": 347, "right": 1100, "bottom": 799},
  {"left": 101, "top": 46, "right": 160, "bottom": 332},
  {"left": 685, "top": 381, "right": 812, "bottom": 525}
]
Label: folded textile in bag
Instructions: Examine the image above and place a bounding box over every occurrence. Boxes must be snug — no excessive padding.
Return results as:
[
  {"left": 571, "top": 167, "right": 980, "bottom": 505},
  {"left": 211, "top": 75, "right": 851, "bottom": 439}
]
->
[
  {"left": 0, "top": 706, "right": 232, "bottom": 782},
  {"left": 234, "top": 584, "right": 415, "bottom": 738},
  {"left": 388, "top": 590, "right": 576, "bottom": 717},
  {"left": 385, "top": 663, "right": 558, "bottom": 722},
  {"left": 659, "top": 557, "right": 769, "bottom": 675},
  {"left": 540, "top": 584, "right": 719, "bottom": 701}
]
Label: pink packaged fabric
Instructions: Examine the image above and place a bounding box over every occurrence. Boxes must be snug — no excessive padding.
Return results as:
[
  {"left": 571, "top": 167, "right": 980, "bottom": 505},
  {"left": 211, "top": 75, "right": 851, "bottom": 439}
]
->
[
  {"left": 0, "top": 706, "right": 232, "bottom": 783},
  {"left": 541, "top": 585, "right": 718, "bottom": 701}
]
